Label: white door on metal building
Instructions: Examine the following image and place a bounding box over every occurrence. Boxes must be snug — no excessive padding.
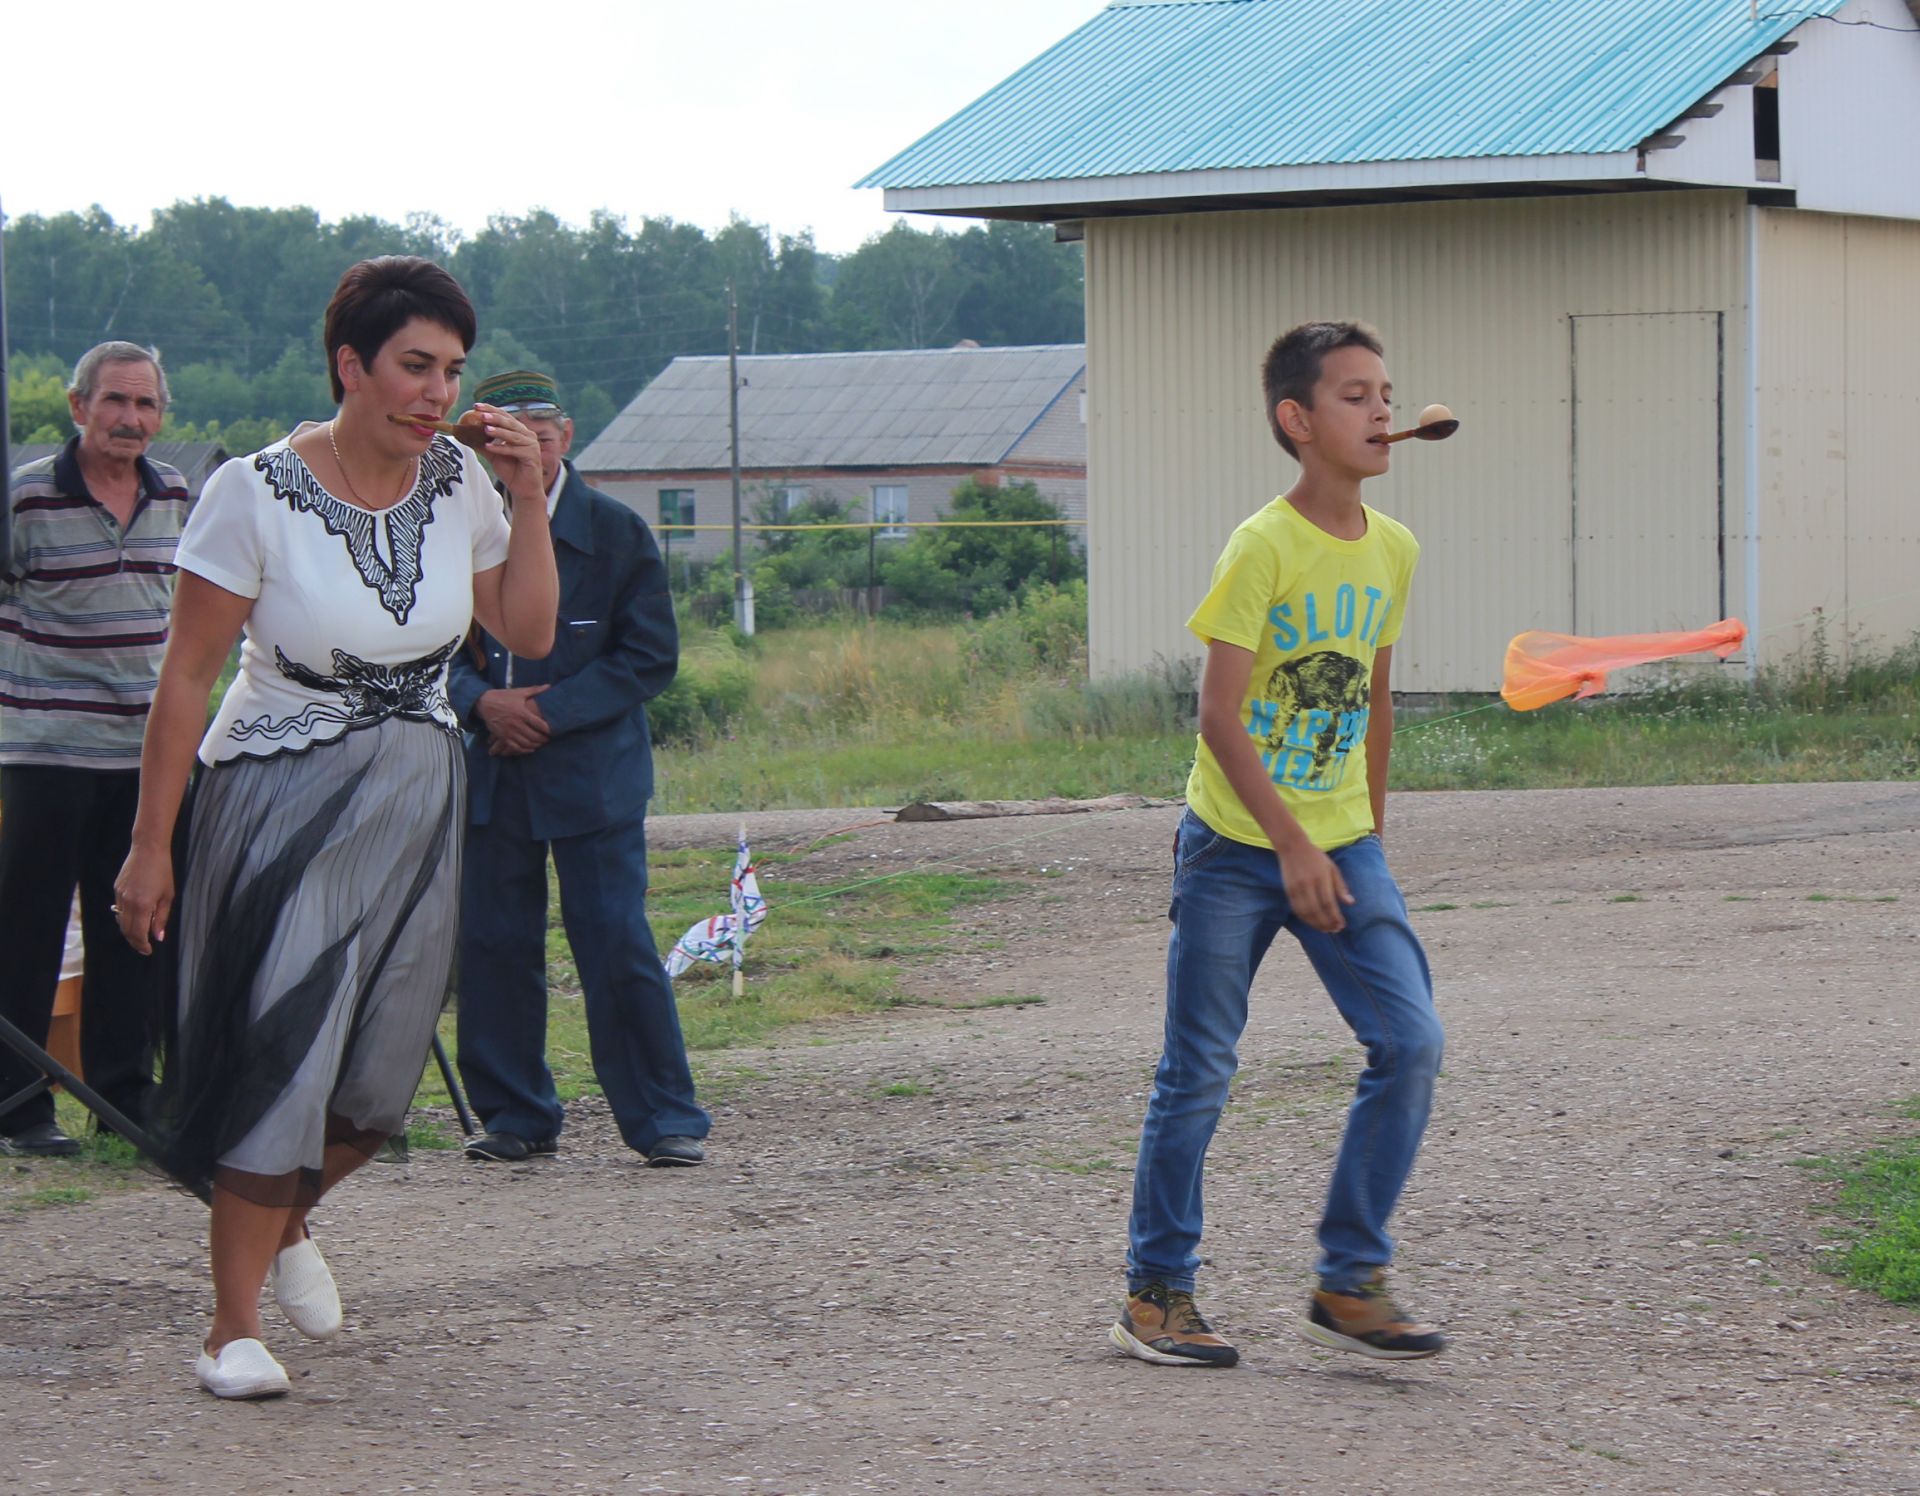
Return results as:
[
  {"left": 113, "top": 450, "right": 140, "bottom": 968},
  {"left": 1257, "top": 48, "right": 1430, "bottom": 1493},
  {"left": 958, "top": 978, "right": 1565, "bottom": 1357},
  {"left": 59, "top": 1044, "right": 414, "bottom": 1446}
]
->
[{"left": 1570, "top": 312, "right": 1723, "bottom": 637}]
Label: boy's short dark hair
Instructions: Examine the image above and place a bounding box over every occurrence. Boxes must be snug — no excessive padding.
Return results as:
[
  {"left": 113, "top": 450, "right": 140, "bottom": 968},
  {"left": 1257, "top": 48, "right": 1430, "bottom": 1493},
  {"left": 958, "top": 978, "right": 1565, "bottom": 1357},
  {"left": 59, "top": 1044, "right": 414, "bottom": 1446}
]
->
[
  {"left": 1261, "top": 321, "right": 1385, "bottom": 457},
  {"left": 323, "top": 256, "right": 477, "bottom": 402}
]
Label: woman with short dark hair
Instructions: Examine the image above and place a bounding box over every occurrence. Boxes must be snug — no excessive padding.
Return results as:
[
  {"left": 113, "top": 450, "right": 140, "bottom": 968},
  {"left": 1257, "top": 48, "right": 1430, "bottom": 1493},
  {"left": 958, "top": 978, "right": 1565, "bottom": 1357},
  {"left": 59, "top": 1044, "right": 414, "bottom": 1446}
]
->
[{"left": 114, "top": 255, "right": 558, "bottom": 1399}]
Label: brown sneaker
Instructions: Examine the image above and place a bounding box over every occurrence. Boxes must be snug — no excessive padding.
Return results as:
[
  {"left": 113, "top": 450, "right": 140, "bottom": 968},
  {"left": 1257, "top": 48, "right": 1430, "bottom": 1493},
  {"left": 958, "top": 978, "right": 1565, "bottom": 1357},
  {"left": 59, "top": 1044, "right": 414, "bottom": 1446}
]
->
[
  {"left": 1298, "top": 1271, "right": 1446, "bottom": 1360},
  {"left": 1109, "top": 1282, "right": 1240, "bottom": 1367}
]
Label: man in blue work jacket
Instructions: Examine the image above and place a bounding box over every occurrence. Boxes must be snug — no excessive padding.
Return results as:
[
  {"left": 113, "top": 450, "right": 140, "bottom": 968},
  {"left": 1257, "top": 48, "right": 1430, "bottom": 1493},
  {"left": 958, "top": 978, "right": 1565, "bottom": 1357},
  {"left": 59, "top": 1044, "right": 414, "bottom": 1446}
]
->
[{"left": 450, "top": 369, "right": 709, "bottom": 1166}]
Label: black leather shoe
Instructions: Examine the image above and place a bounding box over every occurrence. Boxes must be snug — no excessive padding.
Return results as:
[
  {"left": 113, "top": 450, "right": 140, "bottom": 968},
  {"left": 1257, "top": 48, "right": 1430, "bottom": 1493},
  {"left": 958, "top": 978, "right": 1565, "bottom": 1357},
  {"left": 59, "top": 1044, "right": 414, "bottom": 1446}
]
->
[
  {"left": 644, "top": 1136, "right": 705, "bottom": 1167},
  {"left": 463, "top": 1131, "right": 558, "bottom": 1163},
  {"left": 1, "top": 1123, "right": 83, "bottom": 1157}
]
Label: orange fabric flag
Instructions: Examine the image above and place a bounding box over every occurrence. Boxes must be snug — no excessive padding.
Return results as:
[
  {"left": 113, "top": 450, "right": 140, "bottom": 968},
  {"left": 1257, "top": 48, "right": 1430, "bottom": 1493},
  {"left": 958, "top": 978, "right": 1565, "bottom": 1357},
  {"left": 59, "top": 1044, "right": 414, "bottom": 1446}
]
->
[{"left": 1501, "top": 619, "right": 1747, "bottom": 712}]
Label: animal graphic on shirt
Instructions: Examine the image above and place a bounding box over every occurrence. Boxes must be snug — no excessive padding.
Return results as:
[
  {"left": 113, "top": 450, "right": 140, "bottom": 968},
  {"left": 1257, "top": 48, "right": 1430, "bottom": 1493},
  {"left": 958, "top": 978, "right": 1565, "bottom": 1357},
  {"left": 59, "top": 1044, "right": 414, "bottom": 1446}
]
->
[{"left": 1257, "top": 651, "right": 1371, "bottom": 789}]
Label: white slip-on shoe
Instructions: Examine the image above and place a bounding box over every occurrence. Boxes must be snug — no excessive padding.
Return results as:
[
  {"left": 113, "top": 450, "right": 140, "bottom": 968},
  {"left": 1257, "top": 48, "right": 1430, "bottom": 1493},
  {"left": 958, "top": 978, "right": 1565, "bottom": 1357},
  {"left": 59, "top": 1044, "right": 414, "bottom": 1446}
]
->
[
  {"left": 269, "top": 1237, "right": 343, "bottom": 1340},
  {"left": 194, "top": 1337, "right": 291, "bottom": 1399}
]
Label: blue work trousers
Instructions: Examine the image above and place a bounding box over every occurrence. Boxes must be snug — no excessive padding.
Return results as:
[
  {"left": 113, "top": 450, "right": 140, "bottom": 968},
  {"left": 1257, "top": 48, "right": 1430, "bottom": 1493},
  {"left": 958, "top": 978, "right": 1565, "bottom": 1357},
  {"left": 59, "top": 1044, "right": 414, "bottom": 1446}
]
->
[{"left": 457, "top": 768, "right": 708, "bottom": 1153}]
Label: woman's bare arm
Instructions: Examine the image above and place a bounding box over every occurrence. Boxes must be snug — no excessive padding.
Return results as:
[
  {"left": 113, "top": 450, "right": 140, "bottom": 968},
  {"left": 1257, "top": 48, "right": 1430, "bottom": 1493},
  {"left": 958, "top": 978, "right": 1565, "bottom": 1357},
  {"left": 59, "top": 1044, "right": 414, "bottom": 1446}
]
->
[{"left": 114, "top": 573, "right": 253, "bottom": 953}]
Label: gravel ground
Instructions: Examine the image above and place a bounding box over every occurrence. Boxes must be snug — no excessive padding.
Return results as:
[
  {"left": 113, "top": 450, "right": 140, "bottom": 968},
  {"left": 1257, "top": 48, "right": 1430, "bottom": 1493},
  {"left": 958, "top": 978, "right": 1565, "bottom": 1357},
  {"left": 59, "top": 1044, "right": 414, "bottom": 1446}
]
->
[{"left": 3, "top": 782, "right": 1917, "bottom": 1495}]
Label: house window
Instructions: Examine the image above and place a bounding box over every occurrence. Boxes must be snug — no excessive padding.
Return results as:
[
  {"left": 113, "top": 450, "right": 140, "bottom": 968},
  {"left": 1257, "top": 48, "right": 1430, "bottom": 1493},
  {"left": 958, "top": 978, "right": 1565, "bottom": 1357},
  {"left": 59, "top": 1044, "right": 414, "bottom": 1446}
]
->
[
  {"left": 873, "top": 484, "right": 909, "bottom": 540},
  {"left": 776, "top": 484, "right": 811, "bottom": 516},
  {"left": 659, "top": 489, "right": 694, "bottom": 534}
]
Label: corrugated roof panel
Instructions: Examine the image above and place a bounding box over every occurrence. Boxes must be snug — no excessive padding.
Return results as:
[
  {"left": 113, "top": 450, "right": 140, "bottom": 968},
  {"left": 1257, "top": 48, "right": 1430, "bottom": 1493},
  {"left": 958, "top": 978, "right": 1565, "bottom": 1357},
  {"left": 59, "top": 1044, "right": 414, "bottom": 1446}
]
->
[
  {"left": 578, "top": 345, "right": 1088, "bottom": 472},
  {"left": 858, "top": 0, "right": 1842, "bottom": 188}
]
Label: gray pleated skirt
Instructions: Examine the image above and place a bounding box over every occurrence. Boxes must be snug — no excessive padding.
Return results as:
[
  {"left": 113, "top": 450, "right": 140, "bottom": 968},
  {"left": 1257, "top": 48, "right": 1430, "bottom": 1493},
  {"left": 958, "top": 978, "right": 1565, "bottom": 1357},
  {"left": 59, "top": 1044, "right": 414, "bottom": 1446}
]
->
[{"left": 149, "top": 717, "right": 464, "bottom": 1207}]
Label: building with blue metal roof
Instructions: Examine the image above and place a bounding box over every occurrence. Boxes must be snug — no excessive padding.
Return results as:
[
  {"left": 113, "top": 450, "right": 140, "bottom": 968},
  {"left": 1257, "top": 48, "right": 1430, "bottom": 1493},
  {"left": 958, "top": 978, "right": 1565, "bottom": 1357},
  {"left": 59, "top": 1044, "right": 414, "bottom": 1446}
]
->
[{"left": 862, "top": 0, "right": 1920, "bottom": 691}]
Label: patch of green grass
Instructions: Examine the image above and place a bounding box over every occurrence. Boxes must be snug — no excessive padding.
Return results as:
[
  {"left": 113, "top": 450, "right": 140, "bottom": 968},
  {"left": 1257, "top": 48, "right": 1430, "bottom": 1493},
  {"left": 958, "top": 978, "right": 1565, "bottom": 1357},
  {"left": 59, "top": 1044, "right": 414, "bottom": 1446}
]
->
[
  {"left": 644, "top": 622, "right": 1918, "bottom": 813},
  {"left": 1393, "top": 639, "right": 1920, "bottom": 791},
  {"left": 1610, "top": 893, "right": 1645, "bottom": 903},
  {"left": 0, "top": 1098, "right": 155, "bottom": 1214},
  {"left": 878, "top": 1080, "right": 931, "bottom": 1098},
  {"left": 1415, "top": 902, "right": 1459, "bottom": 913},
  {"left": 1036, "top": 1152, "right": 1120, "bottom": 1175},
  {"left": 692, "top": 1063, "right": 774, "bottom": 1102},
  {"left": 413, "top": 845, "right": 1012, "bottom": 1113},
  {"left": 1228, "top": 1057, "right": 1351, "bottom": 1123},
  {"left": 406, "top": 1119, "right": 460, "bottom": 1151},
  {"left": 1807, "top": 893, "right": 1900, "bottom": 904},
  {"left": 1803, "top": 1099, "right": 1920, "bottom": 1305},
  {"left": 12, "top": 1184, "right": 94, "bottom": 1210}
]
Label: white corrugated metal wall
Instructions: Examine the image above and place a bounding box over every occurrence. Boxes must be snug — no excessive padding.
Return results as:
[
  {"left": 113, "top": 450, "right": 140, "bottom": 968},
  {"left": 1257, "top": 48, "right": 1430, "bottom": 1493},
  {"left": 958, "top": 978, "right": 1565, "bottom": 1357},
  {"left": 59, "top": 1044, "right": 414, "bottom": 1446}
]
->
[
  {"left": 1085, "top": 190, "right": 1752, "bottom": 691},
  {"left": 1755, "top": 208, "right": 1920, "bottom": 662}
]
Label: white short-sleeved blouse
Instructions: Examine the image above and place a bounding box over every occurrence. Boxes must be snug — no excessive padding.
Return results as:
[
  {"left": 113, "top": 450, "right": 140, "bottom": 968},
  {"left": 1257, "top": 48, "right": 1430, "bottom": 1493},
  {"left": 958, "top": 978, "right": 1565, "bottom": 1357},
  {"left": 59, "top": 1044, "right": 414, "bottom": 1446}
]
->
[{"left": 176, "top": 426, "right": 512, "bottom": 765}]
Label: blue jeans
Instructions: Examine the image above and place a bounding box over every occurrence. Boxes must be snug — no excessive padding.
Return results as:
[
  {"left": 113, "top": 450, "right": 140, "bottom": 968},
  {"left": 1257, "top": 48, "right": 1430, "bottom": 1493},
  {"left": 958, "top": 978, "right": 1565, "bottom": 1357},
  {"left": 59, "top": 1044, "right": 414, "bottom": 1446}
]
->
[{"left": 1126, "top": 810, "right": 1442, "bottom": 1296}]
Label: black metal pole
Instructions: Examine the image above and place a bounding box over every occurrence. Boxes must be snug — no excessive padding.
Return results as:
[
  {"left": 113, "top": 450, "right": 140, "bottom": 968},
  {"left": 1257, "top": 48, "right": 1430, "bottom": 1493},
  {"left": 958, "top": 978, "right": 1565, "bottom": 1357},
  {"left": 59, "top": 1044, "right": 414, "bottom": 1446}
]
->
[
  {"left": 0, "top": 1011, "right": 212, "bottom": 1204},
  {"left": 2, "top": 194, "right": 13, "bottom": 573},
  {"left": 431, "top": 1034, "right": 477, "bottom": 1136}
]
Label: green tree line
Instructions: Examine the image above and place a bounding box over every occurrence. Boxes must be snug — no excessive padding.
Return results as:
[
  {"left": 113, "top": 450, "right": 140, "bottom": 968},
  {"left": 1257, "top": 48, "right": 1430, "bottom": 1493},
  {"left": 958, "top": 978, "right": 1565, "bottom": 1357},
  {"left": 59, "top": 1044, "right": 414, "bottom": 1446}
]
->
[{"left": 5, "top": 202, "right": 1084, "bottom": 453}]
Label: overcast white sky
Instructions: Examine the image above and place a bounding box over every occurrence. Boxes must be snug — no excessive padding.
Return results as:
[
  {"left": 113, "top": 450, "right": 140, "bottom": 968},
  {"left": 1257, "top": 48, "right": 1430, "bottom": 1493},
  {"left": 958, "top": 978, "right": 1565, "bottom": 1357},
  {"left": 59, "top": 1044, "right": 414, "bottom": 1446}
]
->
[{"left": 2, "top": 0, "right": 1104, "bottom": 254}]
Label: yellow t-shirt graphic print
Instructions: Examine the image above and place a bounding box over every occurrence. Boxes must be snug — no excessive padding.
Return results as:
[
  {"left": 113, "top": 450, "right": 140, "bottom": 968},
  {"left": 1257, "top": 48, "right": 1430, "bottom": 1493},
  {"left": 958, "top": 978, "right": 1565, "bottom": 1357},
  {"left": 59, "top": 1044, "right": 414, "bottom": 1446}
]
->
[{"left": 1184, "top": 498, "right": 1420, "bottom": 852}]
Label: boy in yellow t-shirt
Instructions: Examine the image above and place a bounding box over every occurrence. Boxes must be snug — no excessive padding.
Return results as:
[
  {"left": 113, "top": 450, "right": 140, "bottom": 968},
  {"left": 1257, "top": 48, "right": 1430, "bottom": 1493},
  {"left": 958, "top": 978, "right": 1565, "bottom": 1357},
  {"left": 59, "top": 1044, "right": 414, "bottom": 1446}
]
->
[{"left": 1111, "top": 322, "right": 1447, "bottom": 1369}]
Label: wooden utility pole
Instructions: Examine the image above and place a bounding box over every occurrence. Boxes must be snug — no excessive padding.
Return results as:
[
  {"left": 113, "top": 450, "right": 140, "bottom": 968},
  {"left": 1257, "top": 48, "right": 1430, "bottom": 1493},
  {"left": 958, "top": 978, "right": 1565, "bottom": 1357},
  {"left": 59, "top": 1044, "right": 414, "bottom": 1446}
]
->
[{"left": 727, "top": 281, "right": 752, "bottom": 635}]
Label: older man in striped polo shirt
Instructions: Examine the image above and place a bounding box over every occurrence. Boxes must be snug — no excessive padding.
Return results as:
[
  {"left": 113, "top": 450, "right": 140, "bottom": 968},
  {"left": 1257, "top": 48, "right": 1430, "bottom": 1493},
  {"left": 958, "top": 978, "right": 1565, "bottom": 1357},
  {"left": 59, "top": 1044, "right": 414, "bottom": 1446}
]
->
[{"left": 0, "top": 342, "right": 189, "bottom": 1156}]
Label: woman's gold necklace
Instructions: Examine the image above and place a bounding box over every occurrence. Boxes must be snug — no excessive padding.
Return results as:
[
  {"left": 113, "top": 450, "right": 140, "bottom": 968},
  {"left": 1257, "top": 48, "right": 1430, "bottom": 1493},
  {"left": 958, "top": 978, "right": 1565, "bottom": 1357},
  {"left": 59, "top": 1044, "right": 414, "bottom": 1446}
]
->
[{"left": 328, "top": 419, "right": 418, "bottom": 510}]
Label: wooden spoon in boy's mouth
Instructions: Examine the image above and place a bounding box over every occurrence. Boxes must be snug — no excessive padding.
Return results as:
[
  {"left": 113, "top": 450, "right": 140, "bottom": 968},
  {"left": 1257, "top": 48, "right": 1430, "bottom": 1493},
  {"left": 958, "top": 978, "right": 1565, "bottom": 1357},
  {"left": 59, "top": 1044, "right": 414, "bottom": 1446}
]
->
[
  {"left": 386, "top": 411, "right": 489, "bottom": 448},
  {"left": 1379, "top": 403, "right": 1461, "bottom": 444}
]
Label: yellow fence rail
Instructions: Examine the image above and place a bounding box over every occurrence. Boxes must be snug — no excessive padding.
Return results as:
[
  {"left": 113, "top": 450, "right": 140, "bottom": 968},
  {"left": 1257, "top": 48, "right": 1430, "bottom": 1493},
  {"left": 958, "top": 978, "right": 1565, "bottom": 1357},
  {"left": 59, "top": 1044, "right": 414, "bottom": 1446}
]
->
[{"left": 658, "top": 519, "right": 1087, "bottom": 533}]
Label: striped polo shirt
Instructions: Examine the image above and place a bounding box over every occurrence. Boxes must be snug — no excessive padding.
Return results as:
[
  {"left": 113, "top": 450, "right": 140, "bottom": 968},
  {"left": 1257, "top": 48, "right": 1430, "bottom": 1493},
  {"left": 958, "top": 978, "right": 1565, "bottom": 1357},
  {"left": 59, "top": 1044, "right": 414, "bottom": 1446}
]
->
[{"left": 1, "top": 439, "right": 189, "bottom": 769}]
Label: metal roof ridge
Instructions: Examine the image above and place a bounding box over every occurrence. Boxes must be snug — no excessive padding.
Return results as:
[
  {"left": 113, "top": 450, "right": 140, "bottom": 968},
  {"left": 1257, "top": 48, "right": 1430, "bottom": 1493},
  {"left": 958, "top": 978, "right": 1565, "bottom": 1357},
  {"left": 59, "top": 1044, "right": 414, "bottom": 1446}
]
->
[
  {"left": 859, "top": 0, "right": 1846, "bottom": 189},
  {"left": 992, "top": 362, "right": 1090, "bottom": 463}
]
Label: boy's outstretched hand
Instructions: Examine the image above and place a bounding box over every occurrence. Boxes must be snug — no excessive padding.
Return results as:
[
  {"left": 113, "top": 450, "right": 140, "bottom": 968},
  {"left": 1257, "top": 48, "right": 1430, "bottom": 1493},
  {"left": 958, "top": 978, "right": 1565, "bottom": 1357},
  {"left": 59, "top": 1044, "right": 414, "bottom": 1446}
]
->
[{"left": 1277, "top": 839, "right": 1356, "bottom": 933}]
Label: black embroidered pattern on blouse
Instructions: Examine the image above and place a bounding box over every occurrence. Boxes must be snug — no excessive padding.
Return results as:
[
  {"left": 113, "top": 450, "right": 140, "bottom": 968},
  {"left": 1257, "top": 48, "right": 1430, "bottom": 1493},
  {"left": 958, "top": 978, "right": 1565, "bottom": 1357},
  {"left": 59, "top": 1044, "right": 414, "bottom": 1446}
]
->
[
  {"left": 226, "top": 637, "right": 464, "bottom": 744},
  {"left": 254, "top": 437, "right": 464, "bottom": 624}
]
